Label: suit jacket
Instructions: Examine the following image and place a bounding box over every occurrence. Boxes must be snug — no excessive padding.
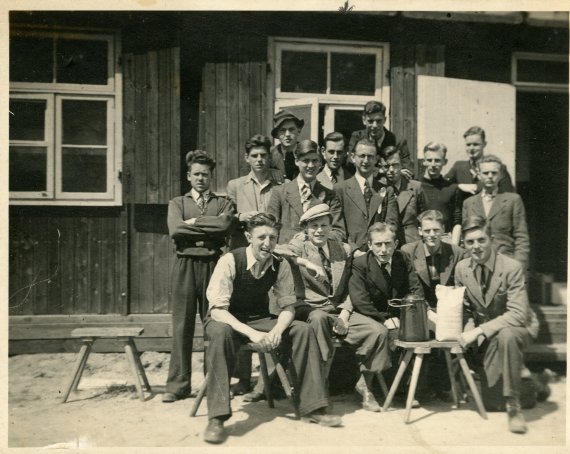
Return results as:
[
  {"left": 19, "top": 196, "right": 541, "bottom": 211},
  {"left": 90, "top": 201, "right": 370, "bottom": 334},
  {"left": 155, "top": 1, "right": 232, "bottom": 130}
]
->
[
  {"left": 462, "top": 192, "right": 530, "bottom": 268},
  {"left": 445, "top": 160, "right": 515, "bottom": 194},
  {"left": 316, "top": 164, "right": 355, "bottom": 190},
  {"left": 268, "top": 179, "right": 345, "bottom": 244},
  {"left": 226, "top": 171, "right": 286, "bottom": 249},
  {"left": 395, "top": 178, "right": 426, "bottom": 245},
  {"left": 348, "top": 249, "right": 420, "bottom": 323},
  {"left": 334, "top": 175, "right": 398, "bottom": 250},
  {"left": 401, "top": 240, "right": 467, "bottom": 308}
]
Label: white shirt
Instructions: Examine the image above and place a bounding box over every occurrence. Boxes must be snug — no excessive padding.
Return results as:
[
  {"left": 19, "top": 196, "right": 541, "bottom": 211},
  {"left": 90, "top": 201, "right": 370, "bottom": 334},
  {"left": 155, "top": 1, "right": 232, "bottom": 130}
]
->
[
  {"left": 323, "top": 165, "right": 344, "bottom": 183},
  {"left": 374, "top": 256, "right": 392, "bottom": 275},
  {"left": 190, "top": 188, "right": 210, "bottom": 203},
  {"left": 247, "top": 171, "right": 272, "bottom": 212},
  {"left": 353, "top": 173, "right": 374, "bottom": 195},
  {"left": 481, "top": 188, "right": 498, "bottom": 217},
  {"left": 296, "top": 175, "right": 315, "bottom": 196}
]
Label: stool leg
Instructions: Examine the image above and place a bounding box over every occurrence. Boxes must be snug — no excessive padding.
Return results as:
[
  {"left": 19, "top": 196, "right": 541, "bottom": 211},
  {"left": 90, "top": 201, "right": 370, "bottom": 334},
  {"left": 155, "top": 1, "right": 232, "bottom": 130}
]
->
[
  {"left": 382, "top": 349, "right": 413, "bottom": 412},
  {"left": 258, "top": 352, "right": 274, "bottom": 408},
  {"left": 124, "top": 340, "right": 145, "bottom": 402},
  {"left": 129, "top": 338, "right": 151, "bottom": 392},
  {"left": 62, "top": 340, "right": 93, "bottom": 403},
  {"left": 271, "top": 352, "right": 300, "bottom": 419},
  {"left": 190, "top": 374, "right": 208, "bottom": 417},
  {"left": 456, "top": 353, "right": 487, "bottom": 419},
  {"left": 443, "top": 350, "right": 460, "bottom": 408},
  {"left": 404, "top": 354, "right": 424, "bottom": 423}
]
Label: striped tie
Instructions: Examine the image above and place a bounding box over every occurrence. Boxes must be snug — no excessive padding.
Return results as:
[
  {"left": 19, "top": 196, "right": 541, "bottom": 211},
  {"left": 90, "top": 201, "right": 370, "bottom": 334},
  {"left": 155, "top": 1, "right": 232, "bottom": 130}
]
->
[
  {"left": 363, "top": 180, "right": 373, "bottom": 211},
  {"left": 197, "top": 194, "right": 207, "bottom": 214},
  {"left": 301, "top": 183, "right": 312, "bottom": 212}
]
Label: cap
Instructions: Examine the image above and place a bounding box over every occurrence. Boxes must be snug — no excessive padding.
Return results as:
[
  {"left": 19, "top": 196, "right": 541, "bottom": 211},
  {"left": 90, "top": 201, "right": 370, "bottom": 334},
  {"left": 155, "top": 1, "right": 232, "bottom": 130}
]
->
[
  {"left": 299, "top": 203, "right": 332, "bottom": 225},
  {"left": 271, "top": 110, "right": 305, "bottom": 138}
]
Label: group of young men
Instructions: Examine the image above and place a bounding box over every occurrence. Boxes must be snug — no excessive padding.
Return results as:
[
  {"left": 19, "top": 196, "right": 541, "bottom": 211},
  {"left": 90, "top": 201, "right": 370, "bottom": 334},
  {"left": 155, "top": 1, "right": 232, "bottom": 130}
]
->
[{"left": 163, "top": 100, "right": 536, "bottom": 444}]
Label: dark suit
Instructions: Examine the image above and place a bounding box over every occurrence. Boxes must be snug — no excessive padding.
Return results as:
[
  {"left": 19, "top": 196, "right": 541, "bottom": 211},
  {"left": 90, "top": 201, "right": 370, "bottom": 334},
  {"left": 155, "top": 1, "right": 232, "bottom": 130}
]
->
[
  {"left": 462, "top": 192, "right": 530, "bottom": 268},
  {"left": 269, "top": 143, "right": 298, "bottom": 181},
  {"left": 268, "top": 179, "right": 345, "bottom": 244},
  {"left": 334, "top": 176, "right": 398, "bottom": 250},
  {"left": 316, "top": 164, "right": 354, "bottom": 190},
  {"left": 394, "top": 179, "right": 426, "bottom": 246},
  {"left": 445, "top": 160, "right": 515, "bottom": 194}
]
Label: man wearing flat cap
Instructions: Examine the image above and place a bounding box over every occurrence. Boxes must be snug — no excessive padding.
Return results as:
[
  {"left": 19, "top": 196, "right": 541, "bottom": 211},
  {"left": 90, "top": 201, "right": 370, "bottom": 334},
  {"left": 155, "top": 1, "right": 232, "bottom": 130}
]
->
[
  {"left": 278, "top": 204, "right": 391, "bottom": 412},
  {"left": 270, "top": 110, "right": 305, "bottom": 181}
]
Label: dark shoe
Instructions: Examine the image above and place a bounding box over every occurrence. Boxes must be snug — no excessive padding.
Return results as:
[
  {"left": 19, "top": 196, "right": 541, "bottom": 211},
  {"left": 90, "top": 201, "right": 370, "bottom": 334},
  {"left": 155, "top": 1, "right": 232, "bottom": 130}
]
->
[
  {"left": 302, "top": 409, "right": 342, "bottom": 427},
  {"left": 507, "top": 404, "right": 528, "bottom": 434},
  {"left": 243, "top": 391, "right": 266, "bottom": 402},
  {"left": 162, "top": 392, "right": 191, "bottom": 403},
  {"left": 203, "top": 418, "right": 226, "bottom": 444},
  {"left": 231, "top": 379, "right": 251, "bottom": 396}
]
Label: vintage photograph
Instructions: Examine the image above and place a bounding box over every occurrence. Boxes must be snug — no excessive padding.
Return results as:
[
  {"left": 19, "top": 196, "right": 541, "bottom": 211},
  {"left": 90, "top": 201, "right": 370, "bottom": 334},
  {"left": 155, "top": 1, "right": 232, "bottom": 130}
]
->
[{"left": 6, "top": 5, "right": 568, "bottom": 449}]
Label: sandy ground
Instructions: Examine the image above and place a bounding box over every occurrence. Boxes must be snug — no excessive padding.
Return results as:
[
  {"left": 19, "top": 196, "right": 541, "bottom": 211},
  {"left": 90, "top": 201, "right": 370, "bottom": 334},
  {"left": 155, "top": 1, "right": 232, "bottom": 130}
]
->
[{"left": 8, "top": 351, "right": 566, "bottom": 450}]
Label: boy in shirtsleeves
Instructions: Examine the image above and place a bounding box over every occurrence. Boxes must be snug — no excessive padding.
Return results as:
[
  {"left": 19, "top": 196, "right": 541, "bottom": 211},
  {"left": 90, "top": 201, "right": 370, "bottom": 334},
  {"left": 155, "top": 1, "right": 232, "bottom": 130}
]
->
[
  {"left": 203, "top": 213, "right": 342, "bottom": 444},
  {"left": 162, "top": 150, "right": 236, "bottom": 403}
]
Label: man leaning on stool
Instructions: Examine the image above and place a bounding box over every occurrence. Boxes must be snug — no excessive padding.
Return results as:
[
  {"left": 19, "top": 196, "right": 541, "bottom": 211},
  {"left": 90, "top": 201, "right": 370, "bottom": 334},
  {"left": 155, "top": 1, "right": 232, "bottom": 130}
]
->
[
  {"left": 456, "top": 215, "right": 538, "bottom": 434},
  {"left": 202, "top": 213, "right": 342, "bottom": 444}
]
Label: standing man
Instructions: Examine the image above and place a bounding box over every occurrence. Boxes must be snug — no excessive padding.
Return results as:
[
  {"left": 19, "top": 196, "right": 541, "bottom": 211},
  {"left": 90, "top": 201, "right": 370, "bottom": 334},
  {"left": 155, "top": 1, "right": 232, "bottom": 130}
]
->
[
  {"left": 445, "top": 126, "right": 515, "bottom": 197},
  {"left": 420, "top": 142, "right": 462, "bottom": 245},
  {"left": 316, "top": 131, "right": 354, "bottom": 189},
  {"left": 203, "top": 213, "right": 342, "bottom": 444},
  {"left": 268, "top": 139, "right": 345, "bottom": 244},
  {"left": 335, "top": 138, "right": 398, "bottom": 251},
  {"left": 348, "top": 100, "right": 414, "bottom": 179},
  {"left": 456, "top": 215, "right": 537, "bottom": 434},
  {"left": 462, "top": 155, "right": 530, "bottom": 270},
  {"left": 269, "top": 110, "right": 304, "bottom": 181},
  {"left": 379, "top": 145, "right": 426, "bottom": 246},
  {"left": 163, "top": 150, "right": 236, "bottom": 403}
]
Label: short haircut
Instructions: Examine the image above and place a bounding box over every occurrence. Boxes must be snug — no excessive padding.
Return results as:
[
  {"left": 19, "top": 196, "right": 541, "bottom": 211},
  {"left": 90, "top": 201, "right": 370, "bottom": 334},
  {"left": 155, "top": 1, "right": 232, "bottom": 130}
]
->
[
  {"left": 423, "top": 141, "right": 448, "bottom": 158},
  {"left": 323, "top": 131, "right": 345, "bottom": 149},
  {"left": 463, "top": 126, "right": 486, "bottom": 142},
  {"left": 245, "top": 134, "right": 271, "bottom": 154},
  {"left": 418, "top": 209, "right": 445, "bottom": 227},
  {"left": 354, "top": 138, "right": 378, "bottom": 153},
  {"left": 185, "top": 150, "right": 216, "bottom": 171},
  {"left": 367, "top": 222, "right": 397, "bottom": 242},
  {"left": 461, "top": 215, "right": 492, "bottom": 237},
  {"left": 295, "top": 139, "right": 319, "bottom": 159},
  {"left": 380, "top": 145, "right": 400, "bottom": 161},
  {"left": 477, "top": 154, "right": 503, "bottom": 168},
  {"left": 363, "top": 100, "right": 387, "bottom": 116},
  {"left": 246, "top": 213, "right": 282, "bottom": 233}
]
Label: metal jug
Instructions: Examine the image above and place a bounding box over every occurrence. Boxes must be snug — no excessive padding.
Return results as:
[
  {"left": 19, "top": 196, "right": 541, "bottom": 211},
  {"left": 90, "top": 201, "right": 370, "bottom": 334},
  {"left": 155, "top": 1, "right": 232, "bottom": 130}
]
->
[{"left": 388, "top": 294, "right": 430, "bottom": 342}]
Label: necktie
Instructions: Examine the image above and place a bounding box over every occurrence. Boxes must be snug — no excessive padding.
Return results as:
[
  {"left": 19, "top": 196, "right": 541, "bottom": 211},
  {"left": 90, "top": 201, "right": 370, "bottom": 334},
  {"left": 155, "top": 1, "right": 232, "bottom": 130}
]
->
[
  {"left": 330, "top": 170, "right": 338, "bottom": 185},
  {"left": 301, "top": 183, "right": 312, "bottom": 212},
  {"left": 380, "top": 262, "right": 392, "bottom": 295},
  {"left": 363, "top": 180, "right": 373, "bottom": 211},
  {"left": 318, "top": 247, "right": 333, "bottom": 295},
  {"left": 477, "top": 264, "right": 488, "bottom": 296},
  {"left": 428, "top": 254, "right": 440, "bottom": 283},
  {"left": 483, "top": 192, "right": 496, "bottom": 202},
  {"left": 197, "top": 193, "right": 207, "bottom": 214}
]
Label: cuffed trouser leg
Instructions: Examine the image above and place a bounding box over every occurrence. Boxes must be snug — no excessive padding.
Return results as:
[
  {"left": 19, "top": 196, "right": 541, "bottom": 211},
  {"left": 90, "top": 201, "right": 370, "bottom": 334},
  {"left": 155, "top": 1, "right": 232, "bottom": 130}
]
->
[{"left": 345, "top": 312, "right": 390, "bottom": 374}]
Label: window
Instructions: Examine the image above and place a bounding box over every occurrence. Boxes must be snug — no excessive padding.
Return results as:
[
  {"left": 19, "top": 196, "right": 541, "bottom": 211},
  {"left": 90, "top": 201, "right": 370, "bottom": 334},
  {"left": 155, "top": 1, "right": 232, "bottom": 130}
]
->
[
  {"left": 512, "top": 52, "right": 568, "bottom": 93},
  {"left": 9, "top": 29, "right": 122, "bottom": 205}
]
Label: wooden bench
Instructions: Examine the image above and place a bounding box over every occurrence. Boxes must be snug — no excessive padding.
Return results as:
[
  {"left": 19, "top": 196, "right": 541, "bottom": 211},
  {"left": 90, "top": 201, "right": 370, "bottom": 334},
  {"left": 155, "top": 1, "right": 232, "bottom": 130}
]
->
[{"left": 61, "top": 327, "right": 151, "bottom": 403}]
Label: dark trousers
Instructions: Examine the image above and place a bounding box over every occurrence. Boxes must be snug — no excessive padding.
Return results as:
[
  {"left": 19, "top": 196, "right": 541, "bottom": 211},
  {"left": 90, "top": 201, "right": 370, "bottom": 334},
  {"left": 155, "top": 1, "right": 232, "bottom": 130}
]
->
[
  {"left": 165, "top": 255, "right": 218, "bottom": 396},
  {"left": 295, "top": 305, "right": 391, "bottom": 373},
  {"left": 204, "top": 317, "right": 329, "bottom": 421}
]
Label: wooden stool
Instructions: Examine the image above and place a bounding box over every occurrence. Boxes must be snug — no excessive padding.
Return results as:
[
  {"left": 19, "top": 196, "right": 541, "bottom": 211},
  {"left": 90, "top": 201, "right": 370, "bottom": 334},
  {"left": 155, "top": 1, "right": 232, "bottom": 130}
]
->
[
  {"left": 190, "top": 342, "right": 300, "bottom": 418},
  {"left": 61, "top": 327, "right": 151, "bottom": 403},
  {"left": 382, "top": 340, "right": 487, "bottom": 423}
]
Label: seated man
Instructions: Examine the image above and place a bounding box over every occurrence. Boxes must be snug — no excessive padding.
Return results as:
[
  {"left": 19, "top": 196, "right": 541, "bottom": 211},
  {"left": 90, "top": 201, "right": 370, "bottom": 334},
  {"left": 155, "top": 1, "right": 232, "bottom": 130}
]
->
[
  {"left": 456, "top": 215, "right": 537, "bottom": 434},
  {"left": 203, "top": 213, "right": 341, "bottom": 444},
  {"left": 280, "top": 204, "right": 390, "bottom": 412}
]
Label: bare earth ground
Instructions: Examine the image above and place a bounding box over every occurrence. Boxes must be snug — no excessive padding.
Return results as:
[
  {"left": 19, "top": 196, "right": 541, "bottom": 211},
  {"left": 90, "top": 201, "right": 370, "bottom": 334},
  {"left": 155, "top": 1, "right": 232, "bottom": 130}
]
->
[{"left": 8, "top": 352, "right": 566, "bottom": 449}]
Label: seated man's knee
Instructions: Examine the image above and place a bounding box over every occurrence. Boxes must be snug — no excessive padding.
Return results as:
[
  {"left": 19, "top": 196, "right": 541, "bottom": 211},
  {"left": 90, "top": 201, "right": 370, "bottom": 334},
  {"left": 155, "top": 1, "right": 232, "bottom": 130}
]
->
[
  {"left": 206, "top": 320, "right": 234, "bottom": 340},
  {"left": 307, "top": 309, "right": 331, "bottom": 327},
  {"left": 496, "top": 327, "right": 524, "bottom": 347}
]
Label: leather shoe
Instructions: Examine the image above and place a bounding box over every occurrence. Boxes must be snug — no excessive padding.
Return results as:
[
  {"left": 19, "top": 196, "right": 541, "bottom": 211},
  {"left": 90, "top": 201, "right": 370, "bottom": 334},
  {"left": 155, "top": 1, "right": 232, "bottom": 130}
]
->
[
  {"left": 243, "top": 391, "right": 266, "bottom": 402},
  {"left": 162, "top": 392, "right": 190, "bottom": 403},
  {"left": 231, "top": 379, "right": 251, "bottom": 396},
  {"left": 203, "top": 418, "right": 225, "bottom": 444},
  {"left": 302, "top": 409, "right": 342, "bottom": 427},
  {"left": 355, "top": 380, "right": 382, "bottom": 412},
  {"left": 507, "top": 405, "right": 528, "bottom": 434}
]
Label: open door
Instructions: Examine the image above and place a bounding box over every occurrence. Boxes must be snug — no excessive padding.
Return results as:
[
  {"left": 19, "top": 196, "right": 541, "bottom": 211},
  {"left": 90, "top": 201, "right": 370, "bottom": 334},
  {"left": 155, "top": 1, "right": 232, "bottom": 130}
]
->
[
  {"left": 275, "top": 97, "right": 319, "bottom": 142},
  {"left": 417, "top": 75, "right": 516, "bottom": 177}
]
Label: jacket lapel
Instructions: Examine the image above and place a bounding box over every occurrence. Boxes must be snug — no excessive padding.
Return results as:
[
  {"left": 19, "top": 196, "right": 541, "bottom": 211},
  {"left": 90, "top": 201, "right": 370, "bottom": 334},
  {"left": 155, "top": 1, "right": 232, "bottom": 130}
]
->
[
  {"left": 439, "top": 243, "right": 454, "bottom": 286},
  {"left": 471, "top": 195, "right": 487, "bottom": 219},
  {"left": 465, "top": 264, "right": 486, "bottom": 307},
  {"left": 486, "top": 193, "right": 505, "bottom": 221},
  {"left": 396, "top": 179, "right": 413, "bottom": 214},
  {"left": 345, "top": 177, "right": 368, "bottom": 216},
  {"left": 285, "top": 182, "right": 304, "bottom": 218},
  {"left": 305, "top": 241, "right": 330, "bottom": 294},
  {"left": 484, "top": 268, "right": 503, "bottom": 306},
  {"left": 242, "top": 177, "right": 258, "bottom": 210},
  {"left": 368, "top": 252, "right": 390, "bottom": 298},
  {"left": 413, "top": 243, "right": 431, "bottom": 287}
]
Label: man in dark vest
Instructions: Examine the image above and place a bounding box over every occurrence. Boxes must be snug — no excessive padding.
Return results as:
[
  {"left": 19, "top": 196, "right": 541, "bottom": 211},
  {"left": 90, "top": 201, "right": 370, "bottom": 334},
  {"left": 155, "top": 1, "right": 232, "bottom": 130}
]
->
[{"left": 203, "top": 213, "right": 342, "bottom": 444}]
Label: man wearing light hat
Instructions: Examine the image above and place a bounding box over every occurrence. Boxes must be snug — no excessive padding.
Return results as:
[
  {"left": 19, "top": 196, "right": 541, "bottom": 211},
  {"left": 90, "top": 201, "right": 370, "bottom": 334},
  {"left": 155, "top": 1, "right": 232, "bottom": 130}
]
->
[
  {"left": 269, "top": 110, "right": 305, "bottom": 181},
  {"left": 278, "top": 203, "right": 390, "bottom": 412}
]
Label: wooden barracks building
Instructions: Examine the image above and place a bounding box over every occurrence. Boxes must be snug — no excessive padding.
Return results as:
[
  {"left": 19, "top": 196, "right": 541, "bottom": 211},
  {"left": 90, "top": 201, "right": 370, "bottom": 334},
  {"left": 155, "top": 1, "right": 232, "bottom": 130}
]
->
[{"left": 8, "top": 11, "right": 568, "bottom": 360}]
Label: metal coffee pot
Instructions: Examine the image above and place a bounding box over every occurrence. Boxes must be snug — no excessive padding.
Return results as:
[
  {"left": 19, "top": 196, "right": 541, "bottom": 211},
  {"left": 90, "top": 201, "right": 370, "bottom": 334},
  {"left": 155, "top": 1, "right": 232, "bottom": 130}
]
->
[{"left": 388, "top": 294, "right": 430, "bottom": 342}]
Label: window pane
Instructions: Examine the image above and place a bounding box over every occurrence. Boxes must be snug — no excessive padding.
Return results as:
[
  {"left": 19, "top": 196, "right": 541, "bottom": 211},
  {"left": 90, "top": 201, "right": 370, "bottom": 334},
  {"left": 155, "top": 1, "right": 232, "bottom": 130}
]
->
[
  {"left": 10, "top": 146, "right": 47, "bottom": 191},
  {"left": 281, "top": 51, "right": 327, "bottom": 93},
  {"left": 517, "top": 59, "right": 568, "bottom": 85},
  {"left": 57, "top": 39, "right": 108, "bottom": 85},
  {"left": 62, "top": 100, "right": 107, "bottom": 145},
  {"left": 9, "top": 99, "right": 46, "bottom": 141},
  {"left": 62, "top": 147, "right": 107, "bottom": 192},
  {"left": 10, "top": 37, "right": 54, "bottom": 83},
  {"left": 331, "top": 53, "right": 376, "bottom": 95},
  {"left": 334, "top": 109, "right": 363, "bottom": 145}
]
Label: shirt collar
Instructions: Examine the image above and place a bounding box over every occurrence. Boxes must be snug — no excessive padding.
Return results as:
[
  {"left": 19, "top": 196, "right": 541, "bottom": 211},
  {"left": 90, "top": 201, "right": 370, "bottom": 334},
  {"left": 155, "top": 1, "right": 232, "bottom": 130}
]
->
[
  {"left": 423, "top": 242, "right": 442, "bottom": 258},
  {"left": 481, "top": 187, "right": 499, "bottom": 198},
  {"left": 324, "top": 165, "right": 342, "bottom": 179},
  {"left": 354, "top": 172, "right": 373, "bottom": 191},
  {"left": 470, "top": 249, "right": 496, "bottom": 273},
  {"left": 191, "top": 188, "right": 210, "bottom": 201},
  {"left": 297, "top": 175, "right": 315, "bottom": 191},
  {"left": 247, "top": 170, "right": 270, "bottom": 186},
  {"left": 246, "top": 245, "right": 276, "bottom": 272},
  {"left": 373, "top": 254, "right": 392, "bottom": 270}
]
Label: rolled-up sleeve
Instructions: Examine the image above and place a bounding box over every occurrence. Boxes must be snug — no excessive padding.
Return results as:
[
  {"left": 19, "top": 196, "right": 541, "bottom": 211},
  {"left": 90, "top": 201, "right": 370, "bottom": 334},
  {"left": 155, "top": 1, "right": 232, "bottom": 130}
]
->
[
  {"left": 206, "top": 253, "right": 236, "bottom": 310},
  {"left": 272, "top": 259, "right": 296, "bottom": 309}
]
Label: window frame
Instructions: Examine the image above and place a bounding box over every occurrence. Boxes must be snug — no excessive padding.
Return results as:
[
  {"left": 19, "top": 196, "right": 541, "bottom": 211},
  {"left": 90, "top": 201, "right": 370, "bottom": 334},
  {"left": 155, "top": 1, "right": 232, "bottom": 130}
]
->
[{"left": 511, "top": 52, "right": 569, "bottom": 93}]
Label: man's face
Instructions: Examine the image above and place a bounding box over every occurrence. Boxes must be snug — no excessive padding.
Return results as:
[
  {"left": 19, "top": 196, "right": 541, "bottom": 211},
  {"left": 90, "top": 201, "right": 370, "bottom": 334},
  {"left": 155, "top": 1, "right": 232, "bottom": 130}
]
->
[
  {"left": 368, "top": 230, "right": 397, "bottom": 264},
  {"left": 321, "top": 140, "right": 345, "bottom": 171},
  {"left": 352, "top": 143, "right": 378, "bottom": 178},
  {"left": 245, "top": 146, "right": 269, "bottom": 173},
  {"left": 478, "top": 162, "right": 502, "bottom": 192},
  {"left": 419, "top": 219, "right": 444, "bottom": 249},
  {"left": 379, "top": 153, "right": 401, "bottom": 184},
  {"left": 464, "top": 134, "right": 486, "bottom": 161},
  {"left": 245, "top": 225, "right": 279, "bottom": 263},
  {"left": 423, "top": 150, "right": 447, "bottom": 179},
  {"left": 187, "top": 163, "right": 211, "bottom": 193},
  {"left": 363, "top": 112, "right": 386, "bottom": 139},
  {"left": 277, "top": 120, "right": 300, "bottom": 148},
  {"left": 306, "top": 216, "right": 332, "bottom": 248},
  {"left": 295, "top": 151, "right": 320, "bottom": 182},
  {"left": 463, "top": 228, "right": 493, "bottom": 264}
]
